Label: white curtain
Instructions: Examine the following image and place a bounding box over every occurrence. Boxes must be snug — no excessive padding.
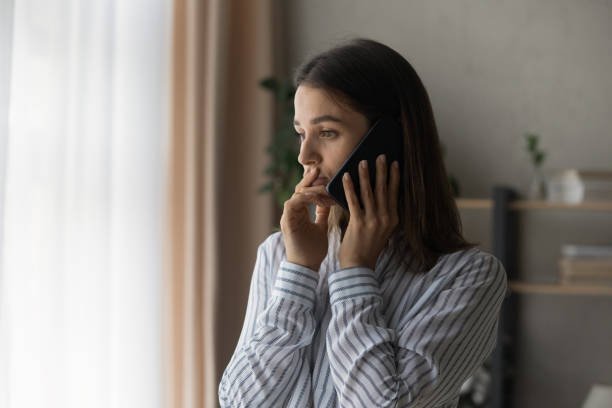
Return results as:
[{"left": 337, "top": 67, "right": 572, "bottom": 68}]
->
[{"left": 0, "top": 1, "right": 171, "bottom": 407}]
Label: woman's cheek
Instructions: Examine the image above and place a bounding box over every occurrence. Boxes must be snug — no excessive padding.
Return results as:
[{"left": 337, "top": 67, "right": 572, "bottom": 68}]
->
[{"left": 334, "top": 144, "right": 354, "bottom": 165}]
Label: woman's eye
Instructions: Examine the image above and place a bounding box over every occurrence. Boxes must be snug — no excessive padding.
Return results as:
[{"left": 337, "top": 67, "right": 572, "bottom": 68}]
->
[
  {"left": 293, "top": 129, "right": 336, "bottom": 142},
  {"left": 320, "top": 130, "right": 336, "bottom": 138}
]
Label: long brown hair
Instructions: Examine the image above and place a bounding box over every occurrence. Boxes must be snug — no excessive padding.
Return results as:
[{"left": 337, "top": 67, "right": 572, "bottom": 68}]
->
[{"left": 294, "top": 38, "right": 477, "bottom": 272}]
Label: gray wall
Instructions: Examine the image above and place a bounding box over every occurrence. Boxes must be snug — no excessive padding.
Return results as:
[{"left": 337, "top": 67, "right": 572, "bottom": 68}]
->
[
  {"left": 282, "top": 1, "right": 612, "bottom": 407},
  {"left": 284, "top": 0, "right": 612, "bottom": 197}
]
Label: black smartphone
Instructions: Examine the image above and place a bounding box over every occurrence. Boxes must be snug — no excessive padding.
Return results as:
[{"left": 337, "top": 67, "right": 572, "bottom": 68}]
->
[{"left": 326, "top": 116, "right": 403, "bottom": 210}]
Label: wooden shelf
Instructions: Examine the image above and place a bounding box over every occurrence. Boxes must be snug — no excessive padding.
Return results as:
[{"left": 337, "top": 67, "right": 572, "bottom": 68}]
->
[
  {"left": 510, "top": 200, "right": 612, "bottom": 211},
  {"left": 455, "top": 199, "right": 493, "bottom": 209},
  {"left": 509, "top": 281, "right": 612, "bottom": 296},
  {"left": 456, "top": 198, "right": 612, "bottom": 212}
]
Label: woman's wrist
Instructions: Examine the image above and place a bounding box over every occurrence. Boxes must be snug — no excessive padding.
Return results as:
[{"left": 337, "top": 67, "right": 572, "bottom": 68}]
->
[
  {"left": 339, "top": 259, "right": 375, "bottom": 270},
  {"left": 286, "top": 257, "right": 321, "bottom": 272}
]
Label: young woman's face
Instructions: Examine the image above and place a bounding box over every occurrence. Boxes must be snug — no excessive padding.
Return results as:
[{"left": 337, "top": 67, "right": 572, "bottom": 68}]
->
[{"left": 293, "top": 85, "right": 370, "bottom": 187}]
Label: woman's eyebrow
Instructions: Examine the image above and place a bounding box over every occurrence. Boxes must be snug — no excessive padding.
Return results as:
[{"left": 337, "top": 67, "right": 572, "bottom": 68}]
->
[{"left": 293, "top": 114, "right": 343, "bottom": 126}]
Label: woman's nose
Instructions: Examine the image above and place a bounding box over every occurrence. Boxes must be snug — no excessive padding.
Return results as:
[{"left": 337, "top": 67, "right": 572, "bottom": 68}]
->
[{"left": 297, "top": 135, "right": 320, "bottom": 166}]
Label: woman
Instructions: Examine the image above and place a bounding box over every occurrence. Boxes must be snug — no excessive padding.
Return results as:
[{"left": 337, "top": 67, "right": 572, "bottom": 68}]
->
[{"left": 219, "top": 38, "right": 507, "bottom": 408}]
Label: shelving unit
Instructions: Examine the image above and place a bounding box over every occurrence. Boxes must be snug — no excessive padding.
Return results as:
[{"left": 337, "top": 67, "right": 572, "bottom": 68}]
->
[
  {"left": 508, "top": 281, "right": 612, "bottom": 296},
  {"left": 457, "top": 196, "right": 612, "bottom": 297},
  {"left": 456, "top": 189, "right": 612, "bottom": 408},
  {"left": 456, "top": 198, "right": 612, "bottom": 212}
]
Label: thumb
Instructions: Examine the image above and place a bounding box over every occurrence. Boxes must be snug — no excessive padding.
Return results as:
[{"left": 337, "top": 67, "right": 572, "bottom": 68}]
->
[{"left": 314, "top": 205, "right": 330, "bottom": 227}]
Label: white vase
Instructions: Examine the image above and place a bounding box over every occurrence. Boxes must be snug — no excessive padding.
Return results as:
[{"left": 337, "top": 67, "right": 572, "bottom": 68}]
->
[
  {"left": 528, "top": 167, "right": 547, "bottom": 200},
  {"left": 546, "top": 169, "right": 585, "bottom": 204}
]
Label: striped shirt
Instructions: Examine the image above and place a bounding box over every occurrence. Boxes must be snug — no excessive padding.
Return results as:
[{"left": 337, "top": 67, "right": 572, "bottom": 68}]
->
[{"left": 219, "top": 230, "right": 508, "bottom": 407}]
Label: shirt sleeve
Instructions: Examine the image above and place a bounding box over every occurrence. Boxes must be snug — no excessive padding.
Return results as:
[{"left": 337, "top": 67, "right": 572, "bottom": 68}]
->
[
  {"left": 218, "top": 236, "right": 320, "bottom": 407},
  {"left": 325, "top": 250, "right": 508, "bottom": 408}
]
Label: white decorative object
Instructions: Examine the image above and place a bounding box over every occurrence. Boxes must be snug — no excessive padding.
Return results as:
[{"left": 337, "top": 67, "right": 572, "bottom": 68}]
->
[
  {"left": 577, "top": 170, "right": 612, "bottom": 201},
  {"left": 546, "top": 169, "right": 585, "bottom": 204},
  {"left": 528, "top": 166, "right": 547, "bottom": 199},
  {"left": 562, "top": 244, "right": 612, "bottom": 258},
  {"left": 582, "top": 384, "right": 612, "bottom": 408}
]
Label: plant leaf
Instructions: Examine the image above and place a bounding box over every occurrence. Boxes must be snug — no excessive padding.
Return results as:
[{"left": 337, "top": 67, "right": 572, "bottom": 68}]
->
[{"left": 259, "top": 77, "right": 278, "bottom": 91}]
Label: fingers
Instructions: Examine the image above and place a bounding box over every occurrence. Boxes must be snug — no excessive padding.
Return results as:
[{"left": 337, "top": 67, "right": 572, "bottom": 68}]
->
[
  {"left": 342, "top": 172, "right": 363, "bottom": 218},
  {"left": 288, "top": 167, "right": 335, "bottom": 218},
  {"left": 294, "top": 168, "right": 332, "bottom": 197},
  {"left": 295, "top": 167, "right": 320, "bottom": 192},
  {"left": 289, "top": 191, "right": 335, "bottom": 209},
  {"left": 358, "top": 160, "right": 375, "bottom": 215},
  {"left": 389, "top": 160, "right": 400, "bottom": 220},
  {"left": 298, "top": 184, "right": 329, "bottom": 196},
  {"left": 375, "top": 154, "right": 388, "bottom": 214},
  {"left": 314, "top": 205, "right": 330, "bottom": 226}
]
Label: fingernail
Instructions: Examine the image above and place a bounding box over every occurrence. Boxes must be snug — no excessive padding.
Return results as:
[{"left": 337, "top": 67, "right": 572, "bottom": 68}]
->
[
  {"left": 378, "top": 154, "right": 385, "bottom": 163},
  {"left": 393, "top": 161, "right": 399, "bottom": 169},
  {"left": 360, "top": 160, "right": 367, "bottom": 169},
  {"left": 343, "top": 172, "right": 350, "bottom": 180}
]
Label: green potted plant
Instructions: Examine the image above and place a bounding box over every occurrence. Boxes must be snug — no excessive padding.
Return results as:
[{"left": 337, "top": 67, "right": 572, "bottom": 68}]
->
[
  {"left": 258, "top": 77, "right": 301, "bottom": 212},
  {"left": 524, "top": 132, "right": 547, "bottom": 199}
]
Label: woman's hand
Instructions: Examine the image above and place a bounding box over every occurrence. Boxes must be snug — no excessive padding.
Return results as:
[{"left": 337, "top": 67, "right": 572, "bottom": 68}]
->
[
  {"left": 281, "top": 168, "right": 336, "bottom": 271},
  {"left": 339, "top": 154, "right": 401, "bottom": 270}
]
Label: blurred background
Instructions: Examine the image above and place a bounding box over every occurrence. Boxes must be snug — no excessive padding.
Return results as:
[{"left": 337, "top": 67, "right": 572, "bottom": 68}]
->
[{"left": 1, "top": 1, "right": 611, "bottom": 407}]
